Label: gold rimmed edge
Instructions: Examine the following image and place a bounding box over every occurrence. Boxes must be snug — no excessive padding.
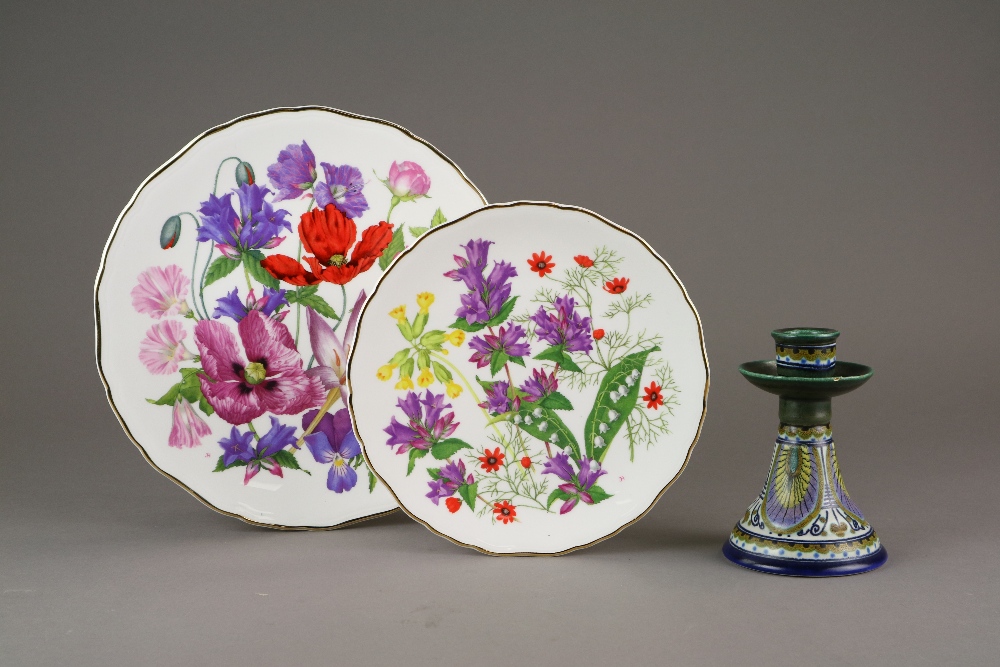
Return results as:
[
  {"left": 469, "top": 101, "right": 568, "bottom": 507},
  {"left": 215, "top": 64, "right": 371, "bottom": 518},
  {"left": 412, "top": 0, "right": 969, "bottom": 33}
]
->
[
  {"left": 94, "top": 105, "right": 487, "bottom": 531},
  {"left": 347, "top": 201, "right": 711, "bottom": 555}
]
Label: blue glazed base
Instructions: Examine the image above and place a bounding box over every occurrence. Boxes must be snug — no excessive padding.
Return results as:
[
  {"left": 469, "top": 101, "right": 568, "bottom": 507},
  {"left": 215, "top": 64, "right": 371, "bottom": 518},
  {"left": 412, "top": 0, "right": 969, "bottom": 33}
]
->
[{"left": 723, "top": 541, "right": 888, "bottom": 577}]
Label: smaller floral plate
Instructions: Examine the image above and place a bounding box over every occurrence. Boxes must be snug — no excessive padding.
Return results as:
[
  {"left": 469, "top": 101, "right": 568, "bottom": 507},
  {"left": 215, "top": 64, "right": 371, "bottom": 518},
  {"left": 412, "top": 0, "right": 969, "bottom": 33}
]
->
[
  {"left": 349, "top": 202, "right": 709, "bottom": 554},
  {"left": 96, "top": 107, "right": 486, "bottom": 529}
]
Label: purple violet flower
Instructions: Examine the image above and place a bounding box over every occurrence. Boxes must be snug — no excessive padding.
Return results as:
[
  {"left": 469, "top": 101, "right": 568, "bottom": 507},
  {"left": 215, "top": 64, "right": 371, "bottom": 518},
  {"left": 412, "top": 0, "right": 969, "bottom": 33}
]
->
[
  {"left": 529, "top": 294, "right": 593, "bottom": 353},
  {"left": 197, "top": 184, "right": 292, "bottom": 258},
  {"left": 314, "top": 162, "right": 368, "bottom": 219},
  {"left": 520, "top": 367, "right": 558, "bottom": 402},
  {"left": 267, "top": 141, "right": 317, "bottom": 201},
  {"left": 213, "top": 287, "right": 288, "bottom": 322},
  {"left": 426, "top": 458, "right": 474, "bottom": 504},
  {"left": 478, "top": 380, "right": 520, "bottom": 415},
  {"left": 384, "top": 390, "right": 459, "bottom": 455},
  {"left": 303, "top": 407, "right": 362, "bottom": 493},
  {"left": 468, "top": 323, "right": 531, "bottom": 369},
  {"left": 445, "top": 239, "right": 518, "bottom": 326},
  {"left": 541, "top": 452, "right": 607, "bottom": 514}
]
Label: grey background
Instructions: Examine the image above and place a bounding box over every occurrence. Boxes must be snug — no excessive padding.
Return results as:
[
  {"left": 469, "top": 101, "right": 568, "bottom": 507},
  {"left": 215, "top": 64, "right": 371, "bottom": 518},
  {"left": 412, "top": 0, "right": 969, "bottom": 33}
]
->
[{"left": 2, "top": 1, "right": 997, "bottom": 665}]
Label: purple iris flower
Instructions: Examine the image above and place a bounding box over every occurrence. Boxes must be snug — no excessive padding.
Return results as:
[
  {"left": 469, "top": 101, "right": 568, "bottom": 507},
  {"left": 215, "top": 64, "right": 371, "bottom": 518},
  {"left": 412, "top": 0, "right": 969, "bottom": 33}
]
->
[
  {"left": 520, "top": 367, "right": 558, "bottom": 402},
  {"left": 529, "top": 294, "right": 593, "bottom": 353},
  {"left": 219, "top": 417, "right": 299, "bottom": 485},
  {"left": 426, "top": 458, "right": 474, "bottom": 504},
  {"left": 197, "top": 184, "right": 292, "bottom": 258},
  {"left": 478, "top": 380, "right": 520, "bottom": 415},
  {"left": 468, "top": 323, "right": 531, "bottom": 368},
  {"left": 267, "top": 140, "right": 317, "bottom": 201},
  {"left": 303, "top": 407, "right": 362, "bottom": 493},
  {"left": 541, "top": 452, "right": 607, "bottom": 514},
  {"left": 314, "top": 162, "right": 368, "bottom": 219},
  {"left": 384, "top": 390, "right": 459, "bottom": 455},
  {"left": 445, "top": 239, "right": 518, "bottom": 326},
  {"left": 213, "top": 287, "right": 288, "bottom": 322}
]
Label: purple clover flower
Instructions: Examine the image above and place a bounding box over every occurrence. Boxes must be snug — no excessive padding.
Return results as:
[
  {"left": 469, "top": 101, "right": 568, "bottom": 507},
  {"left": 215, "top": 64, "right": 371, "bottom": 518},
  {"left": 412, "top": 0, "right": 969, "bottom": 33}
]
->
[
  {"left": 384, "top": 390, "right": 459, "bottom": 455},
  {"left": 267, "top": 141, "right": 317, "bottom": 201},
  {"left": 468, "top": 323, "right": 531, "bottom": 369},
  {"left": 520, "top": 367, "right": 558, "bottom": 402},
  {"left": 303, "top": 407, "right": 362, "bottom": 493},
  {"left": 541, "top": 452, "right": 607, "bottom": 514},
  {"left": 529, "top": 294, "right": 593, "bottom": 353},
  {"left": 478, "top": 380, "right": 521, "bottom": 415},
  {"left": 425, "top": 458, "right": 474, "bottom": 504},
  {"left": 197, "top": 184, "right": 292, "bottom": 258},
  {"left": 213, "top": 287, "right": 288, "bottom": 322},
  {"left": 314, "top": 162, "right": 368, "bottom": 219},
  {"left": 445, "top": 239, "right": 518, "bottom": 326}
]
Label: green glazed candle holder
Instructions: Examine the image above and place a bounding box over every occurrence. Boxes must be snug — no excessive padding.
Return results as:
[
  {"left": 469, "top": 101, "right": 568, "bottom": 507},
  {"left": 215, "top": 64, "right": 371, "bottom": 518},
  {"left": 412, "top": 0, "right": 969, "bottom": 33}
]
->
[{"left": 722, "top": 328, "right": 887, "bottom": 576}]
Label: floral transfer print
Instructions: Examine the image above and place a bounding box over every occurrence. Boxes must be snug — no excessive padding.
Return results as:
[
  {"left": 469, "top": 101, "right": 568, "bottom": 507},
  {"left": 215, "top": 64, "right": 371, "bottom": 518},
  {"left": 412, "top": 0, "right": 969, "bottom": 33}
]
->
[
  {"left": 377, "top": 242, "right": 680, "bottom": 524},
  {"left": 135, "top": 143, "right": 449, "bottom": 492}
]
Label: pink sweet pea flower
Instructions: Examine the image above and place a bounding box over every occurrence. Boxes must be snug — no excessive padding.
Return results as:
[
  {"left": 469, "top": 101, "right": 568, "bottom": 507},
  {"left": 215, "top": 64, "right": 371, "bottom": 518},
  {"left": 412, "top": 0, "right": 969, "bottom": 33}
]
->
[
  {"left": 387, "top": 161, "right": 430, "bottom": 199},
  {"left": 131, "top": 265, "right": 191, "bottom": 319},
  {"left": 139, "top": 320, "right": 195, "bottom": 375},
  {"left": 168, "top": 396, "right": 211, "bottom": 448},
  {"left": 193, "top": 310, "right": 324, "bottom": 425}
]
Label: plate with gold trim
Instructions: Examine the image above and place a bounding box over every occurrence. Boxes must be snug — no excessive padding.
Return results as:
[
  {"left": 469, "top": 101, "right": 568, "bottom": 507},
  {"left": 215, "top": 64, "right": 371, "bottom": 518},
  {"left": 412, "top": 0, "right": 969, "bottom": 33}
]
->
[
  {"left": 348, "top": 202, "right": 709, "bottom": 554},
  {"left": 96, "top": 107, "right": 486, "bottom": 529}
]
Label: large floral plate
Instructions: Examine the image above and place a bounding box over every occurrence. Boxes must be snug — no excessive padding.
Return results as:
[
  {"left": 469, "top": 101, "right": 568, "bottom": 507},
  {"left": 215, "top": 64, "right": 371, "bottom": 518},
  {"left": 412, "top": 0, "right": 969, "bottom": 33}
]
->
[
  {"left": 349, "top": 203, "right": 709, "bottom": 554},
  {"left": 96, "top": 107, "right": 486, "bottom": 529}
]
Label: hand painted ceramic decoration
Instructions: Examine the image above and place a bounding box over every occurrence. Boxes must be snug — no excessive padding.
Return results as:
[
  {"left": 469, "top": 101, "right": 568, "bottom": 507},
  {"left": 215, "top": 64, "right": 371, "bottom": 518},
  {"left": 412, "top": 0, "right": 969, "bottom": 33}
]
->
[
  {"left": 723, "top": 328, "right": 887, "bottom": 576},
  {"left": 348, "top": 203, "right": 709, "bottom": 554},
  {"left": 96, "top": 107, "right": 486, "bottom": 529}
]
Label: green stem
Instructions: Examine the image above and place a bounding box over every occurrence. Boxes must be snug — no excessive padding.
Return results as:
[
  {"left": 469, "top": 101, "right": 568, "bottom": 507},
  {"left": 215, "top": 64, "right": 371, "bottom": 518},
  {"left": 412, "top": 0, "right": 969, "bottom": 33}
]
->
[
  {"left": 242, "top": 260, "right": 253, "bottom": 292},
  {"left": 294, "top": 240, "right": 303, "bottom": 347},
  {"left": 332, "top": 284, "right": 348, "bottom": 333},
  {"left": 385, "top": 196, "right": 399, "bottom": 223},
  {"left": 180, "top": 212, "right": 207, "bottom": 320},
  {"left": 247, "top": 421, "right": 260, "bottom": 440},
  {"left": 213, "top": 157, "right": 241, "bottom": 196}
]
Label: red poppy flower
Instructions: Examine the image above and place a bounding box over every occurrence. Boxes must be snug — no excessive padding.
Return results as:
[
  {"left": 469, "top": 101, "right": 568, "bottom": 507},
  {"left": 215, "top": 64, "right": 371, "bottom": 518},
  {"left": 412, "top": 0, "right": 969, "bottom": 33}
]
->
[
  {"left": 478, "top": 447, "right": 505, "bottom": 473},
  {"left": 574, "top": 255, "right": 594, "bottom": 267},
  {"left": 493, "top": 500, "right": 517, "bottom": 524},
  {"left": 528, "top": 252, "right": 555, "bottom": 277},
  {"left": 261, "top": 204, "right": 394, "bottom": 286},
  {"left": 643, "top": 381, "right": 664, "bottom": 410},
  {"left": 445, "top": 497, "right": 462, "bottom": 513},
  {"left": 593, "top": 328, "right": 605, "bottom": 340},
  {"left": 604, "top": 277, "right": 629, "bottom": 294},
  {"left": 520, "top": 456, "right": 532, "bottom": 469}
]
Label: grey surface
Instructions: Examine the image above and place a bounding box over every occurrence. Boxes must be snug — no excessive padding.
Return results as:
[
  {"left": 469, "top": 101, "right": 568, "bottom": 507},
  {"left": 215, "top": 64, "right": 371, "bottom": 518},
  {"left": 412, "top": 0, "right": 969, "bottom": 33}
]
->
[{"left": 2, "top": 1, "right": 998, "bottom": 665}]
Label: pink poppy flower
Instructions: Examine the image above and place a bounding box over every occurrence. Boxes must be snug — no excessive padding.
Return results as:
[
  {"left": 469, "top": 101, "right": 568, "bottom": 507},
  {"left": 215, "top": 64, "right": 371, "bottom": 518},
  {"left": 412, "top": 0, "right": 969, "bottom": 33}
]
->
[
  {"left": 193, "top": 310, "right": 324, "bottom": 425},
  {"left": 168, "top": 396, "right": 211, "bottom": 448},
  {"left": 139, "top": 320, "right": 194, "bottom": 375},
  {"left": 131, "top": 265, "right": 191, "bottom": 319}
]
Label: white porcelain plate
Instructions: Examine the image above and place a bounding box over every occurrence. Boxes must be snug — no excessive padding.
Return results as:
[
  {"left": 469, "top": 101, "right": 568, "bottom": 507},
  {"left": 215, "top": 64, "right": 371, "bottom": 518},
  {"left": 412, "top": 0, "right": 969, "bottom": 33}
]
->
[
  {"left": 96, "top": 107, "right": 486, "bottom": 528},
  {"left": 349, "top": 203, "right": 708, "bottom": 554}
]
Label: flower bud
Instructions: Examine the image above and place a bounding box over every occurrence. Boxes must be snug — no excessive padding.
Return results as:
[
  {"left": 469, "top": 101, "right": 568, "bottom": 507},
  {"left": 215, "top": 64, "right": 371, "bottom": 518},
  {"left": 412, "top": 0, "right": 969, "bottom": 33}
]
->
[
  {"left": 235, "top": 161, "right": 255, "bottom": 186},
  {"left": 160, "top": 215, "right": 182, "bottom": 249},
  {"left": 387, "top": 161, "right": 430, "bottom": 200}
]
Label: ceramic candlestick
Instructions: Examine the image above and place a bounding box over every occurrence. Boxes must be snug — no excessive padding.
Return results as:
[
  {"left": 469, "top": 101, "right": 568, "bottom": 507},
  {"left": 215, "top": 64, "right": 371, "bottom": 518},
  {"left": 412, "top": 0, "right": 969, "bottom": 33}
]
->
[{"left": 722, "top": 328, "right": 887, "bottom": 576}]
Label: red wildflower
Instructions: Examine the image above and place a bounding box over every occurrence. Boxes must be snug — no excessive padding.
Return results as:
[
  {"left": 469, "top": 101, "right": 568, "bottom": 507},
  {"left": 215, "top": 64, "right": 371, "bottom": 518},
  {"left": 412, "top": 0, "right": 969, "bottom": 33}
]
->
[
  {"left": 520, "top": 456, "right": 532, "bottom": 469},
  {"left": 528, "top": 251, "right": 555, "bottom": 277},
  {"left": 593, "top": 328, "right": 605, "bottom": 340},
  {"left": 445, "top": 497, "right": 462, "bottom": 513},
  {"left": 574, "top": 255, "right": 594, "bottom": 268},
  {"left": 643, "top": 381, "right": 664, "bottom": 410},
  {"left": 478, "top": 447, "right": 505, "bottom": 473},
  {"left": 604, "top": 277, "right": 629, "bottom": 294},
  {"left": 261, "top": 204, "right": 393, "bottom": 286},
  {"left": 493, "top": 500, "right": 517, "bottom": 524}
]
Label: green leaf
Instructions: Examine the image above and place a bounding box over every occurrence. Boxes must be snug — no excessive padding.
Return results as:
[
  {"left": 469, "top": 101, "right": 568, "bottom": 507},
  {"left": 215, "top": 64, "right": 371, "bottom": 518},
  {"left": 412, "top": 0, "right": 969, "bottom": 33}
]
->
[
  {"left": 417, "top": 350, "right": 431, "bottom": 370},
  {"left": 559, "top": 354, "right": 583, "bottom": 373},
  {"left": 298, "top": 293, "right": 340, "bottom": 320},
  {"left": 485, "top": 296, "right": 519, "bottom": 328},
  {"left": 515, "top": 405, "right": 581, "bottom": 459},
  {"left": 584, "top": 346, "right": 660, "bottom": 460},
  {"left": 430, "top": 207, "right": 447, "bottom": 228},
  {"left": 244, "top": 250, "right": 281, "bottom": 289},
  {"left": 204, "top": 256, "right": 241, "bottom": 286},
  {"left": 431, "top": 438, "right": 472, "bottom": 460},
  {"left": 397, "top": 320, "right": 414, "bottom": 341},
  {"left": 448, "top": 317, "right": 486, "bottom": 333},
  {"left": 213, "top": 455, "right": 247, "bottom": 473},
  {"left": 197, "top": 394, "right": 215, "bottom": 417},
  {"left": 489, "top": 350, "right": 509, "bottom": 377},
  {"left": 407, "top": 447, "right": 428, "bottom": 475},
  {"left": 458, "top": 482, "right": 477, "bottom": 510},
  {"left": 539, "top": 391, "right": 574, "bottom": 411},
  {"left": 285, "top": 285, "right": 318, "bottom": 303},
  {"left": 476, "top": 377, "right": 496, "bottom": 393},
  {"left": 368, "top": 469, "right": 377, "bottom": 492},
  {"left": 408, "top": 226, "right": 429, "bottom": 238},
  {"left": 271, "top": 450, "right": 303, "bottom": 471},
  {"left": 426, "top": 467, "right": 442, "bottom": 480},
  {"left": 378, "top": 225, "right": 406, "bottom": 270},
  {"left": 147, "top": 382, "right": 182, "bottom": 406},
  {"left": 533, "top": 344, "right": 582, "bottom": 372},
  {"left": 547, "top": 488, "right": 573, "bottom": 510},
  {"left": 431, "top": 360, "right": 453, "bottom": 384},
  {"left": 508, "top": 355, "right": 526, "bottom": 367},
  {"left": 588, "top": 484, "right": 613, "bottom": 504}
]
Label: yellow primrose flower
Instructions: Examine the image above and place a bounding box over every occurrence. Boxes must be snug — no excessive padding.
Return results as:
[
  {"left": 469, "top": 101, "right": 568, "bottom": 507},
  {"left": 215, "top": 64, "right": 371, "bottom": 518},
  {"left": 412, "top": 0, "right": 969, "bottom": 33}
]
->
[
  {"left": 395, "top": 376, "right": 414, "bottom": 391},
  {"left": 445, "top": 381, "right": 462, "bottom": 398},
  {"left": 376, "top": 364, "right": 396, "bottom": 381},
  {"left": 446, "top": 330, "right": 465, "bottom": 346},
  {"left": 417, "top": 368, "right": 434, "bottom": 387},
  {"left": 416, "top": 292, "right": 435, "bottom": 314},
  {"left": 389, "top": 305, "right": 407, "bottom": 323}
]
